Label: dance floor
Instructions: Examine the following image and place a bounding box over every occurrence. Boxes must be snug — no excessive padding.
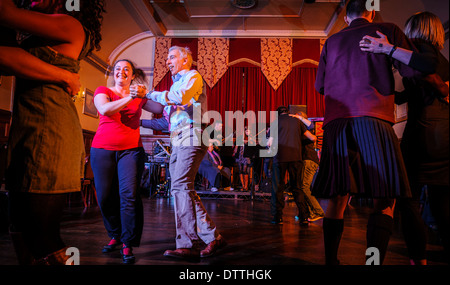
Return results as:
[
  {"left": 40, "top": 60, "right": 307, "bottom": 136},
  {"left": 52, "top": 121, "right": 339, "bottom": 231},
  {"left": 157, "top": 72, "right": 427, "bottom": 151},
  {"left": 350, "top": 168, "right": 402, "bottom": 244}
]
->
[{"left": 0, "top": 192, "right": 447, "bottom": 279}]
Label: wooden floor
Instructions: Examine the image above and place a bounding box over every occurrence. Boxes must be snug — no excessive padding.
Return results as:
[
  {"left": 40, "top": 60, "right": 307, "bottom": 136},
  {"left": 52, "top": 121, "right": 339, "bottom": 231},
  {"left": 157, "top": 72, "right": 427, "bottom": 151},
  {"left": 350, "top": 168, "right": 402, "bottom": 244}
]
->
[{"left": 0, "top": 192, "right": 448, "bottom": 277}]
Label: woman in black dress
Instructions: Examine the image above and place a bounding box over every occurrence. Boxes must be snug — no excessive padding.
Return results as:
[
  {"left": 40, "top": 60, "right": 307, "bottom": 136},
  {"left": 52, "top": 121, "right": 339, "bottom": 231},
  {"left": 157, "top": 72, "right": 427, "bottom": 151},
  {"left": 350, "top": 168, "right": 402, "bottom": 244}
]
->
[{"left": 361, "top": 12, "right": 449, "bottom": 264}]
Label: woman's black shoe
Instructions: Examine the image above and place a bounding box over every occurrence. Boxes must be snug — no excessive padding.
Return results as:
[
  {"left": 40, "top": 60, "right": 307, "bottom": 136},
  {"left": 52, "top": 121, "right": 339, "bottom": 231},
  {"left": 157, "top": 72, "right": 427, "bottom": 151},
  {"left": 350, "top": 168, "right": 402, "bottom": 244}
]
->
[
  {"left": 102, "top": 238, "right": 122, "bottom": 253},
  {"left": 121, "top": 245, "right": 135, "bottom": 264}
]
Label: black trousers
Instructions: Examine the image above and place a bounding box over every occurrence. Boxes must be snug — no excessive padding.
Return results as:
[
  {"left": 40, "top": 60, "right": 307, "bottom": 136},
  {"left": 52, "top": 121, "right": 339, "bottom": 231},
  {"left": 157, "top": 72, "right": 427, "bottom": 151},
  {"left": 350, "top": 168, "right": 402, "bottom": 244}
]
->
[
  {"left": 271, "top": 160, "right": 308, "bottom": 219},
  {"left": 90, "top": 147, "right": 145, "bottom": 247}
]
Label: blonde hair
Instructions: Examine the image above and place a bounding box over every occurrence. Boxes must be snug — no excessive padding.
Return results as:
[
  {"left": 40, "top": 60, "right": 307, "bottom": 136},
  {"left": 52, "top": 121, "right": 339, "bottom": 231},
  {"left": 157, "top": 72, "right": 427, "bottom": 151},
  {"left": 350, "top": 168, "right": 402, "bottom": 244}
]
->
[
  {"left": 169, "top": 46, "right": 193, "bottom": 68},
  {"left": 405, "top": 12, "right": 445, "bottom": 50}
]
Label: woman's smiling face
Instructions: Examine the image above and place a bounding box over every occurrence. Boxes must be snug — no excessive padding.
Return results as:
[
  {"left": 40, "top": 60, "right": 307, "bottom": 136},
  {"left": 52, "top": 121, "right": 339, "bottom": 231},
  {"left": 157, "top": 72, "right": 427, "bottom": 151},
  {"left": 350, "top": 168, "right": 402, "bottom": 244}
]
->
[{"left": 113, "top": 60, "right": 135, "bottom": 87}]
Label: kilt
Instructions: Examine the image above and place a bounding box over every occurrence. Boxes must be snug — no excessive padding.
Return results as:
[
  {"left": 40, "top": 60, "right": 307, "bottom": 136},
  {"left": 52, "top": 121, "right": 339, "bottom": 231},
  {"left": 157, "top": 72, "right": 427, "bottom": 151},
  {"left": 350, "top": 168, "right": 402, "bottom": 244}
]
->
[{"left": 312, "top": 117, "right": 411, "bottom": 198}]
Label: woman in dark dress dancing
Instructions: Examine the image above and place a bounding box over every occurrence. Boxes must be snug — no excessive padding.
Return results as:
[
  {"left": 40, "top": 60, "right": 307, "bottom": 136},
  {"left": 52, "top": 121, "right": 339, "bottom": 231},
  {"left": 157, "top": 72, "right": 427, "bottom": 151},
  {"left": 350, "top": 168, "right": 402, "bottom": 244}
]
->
[{"left": 361, "top": 12, "right": 449, "bottom": 264}]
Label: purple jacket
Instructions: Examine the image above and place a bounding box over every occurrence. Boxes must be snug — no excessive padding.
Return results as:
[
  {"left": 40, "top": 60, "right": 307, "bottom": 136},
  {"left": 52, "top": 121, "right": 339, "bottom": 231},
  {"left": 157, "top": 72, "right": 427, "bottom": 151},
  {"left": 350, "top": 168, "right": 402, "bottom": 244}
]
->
[{"left": 316, "top": 18, "right": 420, "bottom": 126}]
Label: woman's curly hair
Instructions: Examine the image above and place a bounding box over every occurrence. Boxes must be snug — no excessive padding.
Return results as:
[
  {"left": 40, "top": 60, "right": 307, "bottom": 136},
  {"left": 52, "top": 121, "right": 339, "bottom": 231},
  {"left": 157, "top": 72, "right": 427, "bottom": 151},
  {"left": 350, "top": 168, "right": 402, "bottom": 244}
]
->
[
  {"left": 65, "top": 0, "right": 106, "bottom": 56},
  {"left": 14, "top": 0, "right": 106, "bottom": 56}
]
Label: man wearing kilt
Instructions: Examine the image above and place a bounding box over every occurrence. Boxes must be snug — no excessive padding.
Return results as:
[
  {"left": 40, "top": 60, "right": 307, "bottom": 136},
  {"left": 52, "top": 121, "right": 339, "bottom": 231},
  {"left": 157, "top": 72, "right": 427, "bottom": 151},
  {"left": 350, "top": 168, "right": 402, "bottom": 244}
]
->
[{"left": 313, "top": 0, "right": 421, "bottom": 265}]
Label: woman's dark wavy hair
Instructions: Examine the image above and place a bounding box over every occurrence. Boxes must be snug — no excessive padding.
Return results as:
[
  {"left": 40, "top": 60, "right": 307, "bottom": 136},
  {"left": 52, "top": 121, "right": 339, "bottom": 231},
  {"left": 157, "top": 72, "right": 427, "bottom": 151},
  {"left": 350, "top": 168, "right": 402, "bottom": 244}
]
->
[
  {"left": 66, "top": 0, "right": 106, "bottom": 56},
  {"left": 14, "top": 0, "right": 106, "bottom": 56}
]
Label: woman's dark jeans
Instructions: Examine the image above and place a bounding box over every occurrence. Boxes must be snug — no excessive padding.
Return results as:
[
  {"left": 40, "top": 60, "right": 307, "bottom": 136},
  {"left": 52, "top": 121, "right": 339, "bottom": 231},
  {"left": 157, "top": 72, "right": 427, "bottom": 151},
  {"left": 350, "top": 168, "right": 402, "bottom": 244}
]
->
[{"left": 90, "top": 147, "right": 145, "bottom": 247}]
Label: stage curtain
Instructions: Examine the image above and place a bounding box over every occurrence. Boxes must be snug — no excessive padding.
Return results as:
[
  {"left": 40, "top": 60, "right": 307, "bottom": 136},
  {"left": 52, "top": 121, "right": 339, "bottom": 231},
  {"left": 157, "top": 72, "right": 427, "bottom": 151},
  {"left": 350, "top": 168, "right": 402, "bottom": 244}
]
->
[
  {"left": 150, "top": 71, "right": 173, "bottom": 135},
  {"left": 299, "top": 67, "right": 325, "bottom": 118},
  {"left": 205, "top": 66, "right": 244, "bottom": 124},
  {"left": 205, "top": 66, "right": 324, "bottom": 122},
  {"left": 153, "top": 66, "right": 324, "bottom": 125},
  {"left": 243, "top": 66, "right": 324, "bottom": 118}
]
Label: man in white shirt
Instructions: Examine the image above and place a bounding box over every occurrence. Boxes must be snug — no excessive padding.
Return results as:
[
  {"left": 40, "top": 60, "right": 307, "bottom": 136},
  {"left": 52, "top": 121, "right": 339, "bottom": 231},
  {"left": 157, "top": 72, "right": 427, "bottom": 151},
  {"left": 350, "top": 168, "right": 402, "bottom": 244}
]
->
[{"left": 146, "top": 46, "right": 226, "bottom": 259}]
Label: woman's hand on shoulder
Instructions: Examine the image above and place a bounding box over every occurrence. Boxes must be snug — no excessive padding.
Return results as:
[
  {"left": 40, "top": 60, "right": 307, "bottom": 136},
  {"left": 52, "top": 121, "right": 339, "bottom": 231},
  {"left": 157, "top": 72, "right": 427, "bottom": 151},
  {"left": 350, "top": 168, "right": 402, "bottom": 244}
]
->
[{"left": 359, "top": 31, "right": 392, "bottom": 54}]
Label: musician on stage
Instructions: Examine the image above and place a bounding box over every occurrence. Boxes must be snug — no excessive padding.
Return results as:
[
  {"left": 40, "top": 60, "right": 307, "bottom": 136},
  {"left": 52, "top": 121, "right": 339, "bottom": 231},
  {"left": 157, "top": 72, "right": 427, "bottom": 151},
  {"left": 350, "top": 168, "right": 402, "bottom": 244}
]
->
[
  {"left": 198, "top": 143, "right": 232, "bottom": 192},
  {"left": 145, "top": 46, "right": 226, "bottom": 259}
]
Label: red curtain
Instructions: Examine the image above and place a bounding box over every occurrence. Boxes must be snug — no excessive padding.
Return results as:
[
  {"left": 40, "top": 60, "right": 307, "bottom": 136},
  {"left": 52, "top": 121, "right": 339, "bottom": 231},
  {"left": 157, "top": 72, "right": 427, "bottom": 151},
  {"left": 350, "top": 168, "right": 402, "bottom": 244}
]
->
[
  {"left": 152, "top": 38, "right": 324, "bottom": 122},
  {"left": 150, "top": 72, "right": 172, "bottom": 135},
  {"left": 153, "top": 66, "right": 325, "bottom": 126},
  {"left": 206, "top": 66, "right": 324, "bottom": 121},
  {"left": 206, "top": 67, "right": 244, "bottom": 118}
]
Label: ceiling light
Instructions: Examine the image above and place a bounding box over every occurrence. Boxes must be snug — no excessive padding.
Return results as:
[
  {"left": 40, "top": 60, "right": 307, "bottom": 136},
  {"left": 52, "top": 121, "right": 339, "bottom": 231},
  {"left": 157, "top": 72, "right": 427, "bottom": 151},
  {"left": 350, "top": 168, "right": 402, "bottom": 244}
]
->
[{"left": 230, "top": 0, "right": 257, "bottom": 9}]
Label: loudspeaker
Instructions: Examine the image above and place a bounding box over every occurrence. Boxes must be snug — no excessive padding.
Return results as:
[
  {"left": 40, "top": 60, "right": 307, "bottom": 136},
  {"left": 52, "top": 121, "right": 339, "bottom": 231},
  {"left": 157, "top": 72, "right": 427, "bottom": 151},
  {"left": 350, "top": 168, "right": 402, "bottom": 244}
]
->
[{"left": 289, "top": 105, "right": 307, "bottom": 115}]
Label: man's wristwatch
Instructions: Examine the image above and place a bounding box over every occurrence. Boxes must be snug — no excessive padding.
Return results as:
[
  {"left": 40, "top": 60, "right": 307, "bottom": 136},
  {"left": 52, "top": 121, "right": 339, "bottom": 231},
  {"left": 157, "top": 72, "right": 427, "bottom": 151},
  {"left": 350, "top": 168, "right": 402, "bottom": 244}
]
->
[{"left": 388, "top": 45, "right": 398, "bottom": 58}]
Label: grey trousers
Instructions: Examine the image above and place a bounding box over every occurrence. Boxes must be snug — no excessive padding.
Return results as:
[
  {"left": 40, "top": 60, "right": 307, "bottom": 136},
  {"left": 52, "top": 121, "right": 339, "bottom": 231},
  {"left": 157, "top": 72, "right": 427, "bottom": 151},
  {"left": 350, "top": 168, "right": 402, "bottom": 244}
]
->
[{"left": 169, "top": 127, "right": 219, "bottom": 249}]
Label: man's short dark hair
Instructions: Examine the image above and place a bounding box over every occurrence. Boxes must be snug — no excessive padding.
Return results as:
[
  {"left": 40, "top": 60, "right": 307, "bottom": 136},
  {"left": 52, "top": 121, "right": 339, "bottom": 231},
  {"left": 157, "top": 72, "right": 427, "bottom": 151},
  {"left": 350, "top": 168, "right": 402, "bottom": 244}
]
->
[
  {"left": 346, "top": 0, "right": 369, "bottom": 18},
  {"left": 277, "top": 106, "right": 289, "bottom": 115}
]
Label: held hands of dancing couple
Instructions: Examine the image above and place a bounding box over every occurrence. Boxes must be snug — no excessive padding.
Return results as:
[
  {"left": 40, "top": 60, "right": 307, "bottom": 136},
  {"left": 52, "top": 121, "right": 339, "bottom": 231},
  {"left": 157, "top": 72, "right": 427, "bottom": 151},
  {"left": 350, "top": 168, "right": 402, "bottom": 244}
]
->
[
  {"left": 131, "top": 85, "right": 190, "bottom": 114},
  {"left": 129, "top": 84, "right": 149, "bottom": 99},
  {"left": 130, "top": 85, "right": 167, "bottom": 114}
]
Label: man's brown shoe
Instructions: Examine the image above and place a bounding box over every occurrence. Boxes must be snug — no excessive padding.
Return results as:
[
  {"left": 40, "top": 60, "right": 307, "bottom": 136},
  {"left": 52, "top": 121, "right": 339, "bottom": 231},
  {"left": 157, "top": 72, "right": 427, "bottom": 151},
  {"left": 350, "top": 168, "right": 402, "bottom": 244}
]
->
[
  {"left": 200, "top": 237, "right": 227, "bottom": 257},
  {"left": 163, "top": 248, "right": 200, "bottom": 260}
]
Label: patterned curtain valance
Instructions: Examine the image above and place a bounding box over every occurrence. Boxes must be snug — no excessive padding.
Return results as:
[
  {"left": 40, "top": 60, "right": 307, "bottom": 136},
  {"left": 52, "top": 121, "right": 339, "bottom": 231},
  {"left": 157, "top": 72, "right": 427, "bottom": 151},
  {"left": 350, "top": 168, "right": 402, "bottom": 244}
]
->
[
  {"left": 197, "top": 38, "right": 230, "bottom": 88},
  {"left": 152, "top": 37, "right": 171, "bottom": 89},
  {"left": 260, "top": 38, "right": 293, "bottom": 91},
  {"left": 152, "top": 38, "right": 318, "bottom": 90}
]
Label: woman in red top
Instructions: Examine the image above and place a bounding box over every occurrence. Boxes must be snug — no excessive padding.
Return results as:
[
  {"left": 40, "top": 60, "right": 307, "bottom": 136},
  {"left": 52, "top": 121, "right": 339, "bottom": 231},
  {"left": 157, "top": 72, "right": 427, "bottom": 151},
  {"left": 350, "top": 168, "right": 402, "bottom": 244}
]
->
[{"left": 91, "top": 59, "right": 163, "bottom": 264}]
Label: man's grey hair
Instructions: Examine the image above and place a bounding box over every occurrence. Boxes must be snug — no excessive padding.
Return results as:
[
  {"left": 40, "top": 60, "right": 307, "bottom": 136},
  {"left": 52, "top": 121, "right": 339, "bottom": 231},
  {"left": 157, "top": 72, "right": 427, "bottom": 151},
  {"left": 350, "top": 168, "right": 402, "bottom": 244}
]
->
[{"left": 169, "top": 46, "right": 193, "bottom": 68}]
